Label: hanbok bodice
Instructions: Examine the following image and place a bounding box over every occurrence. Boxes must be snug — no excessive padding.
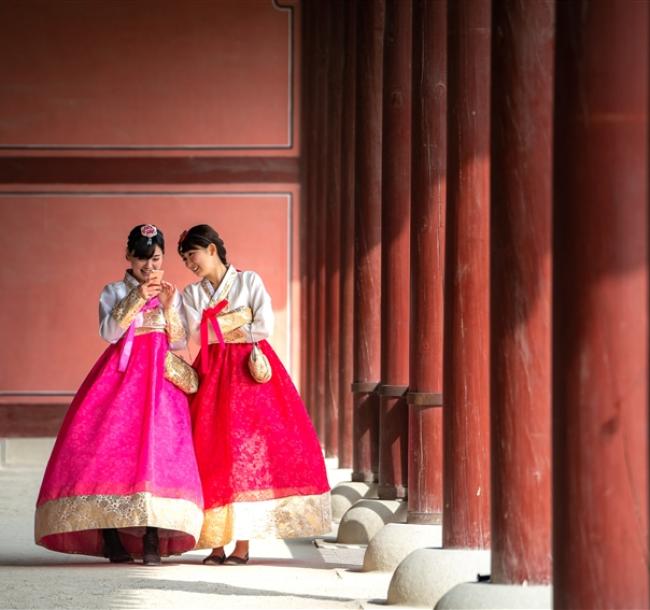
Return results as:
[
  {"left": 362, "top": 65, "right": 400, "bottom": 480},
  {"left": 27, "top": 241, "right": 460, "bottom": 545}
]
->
[
  {"left": 99, "top": 271, "right": 186, "bottom": 350},
  {"left": 182, "top": 265, "right": 274, "bottom": 345}
]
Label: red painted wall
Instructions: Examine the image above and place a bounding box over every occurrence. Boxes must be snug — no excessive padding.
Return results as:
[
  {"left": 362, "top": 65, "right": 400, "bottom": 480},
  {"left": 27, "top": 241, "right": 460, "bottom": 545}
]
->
[
  {"left": 0, "top": 0, "right": 302, "bottom": 423},
  {"left": 0, "top": 0, "right": 297, "bottom": 153}
]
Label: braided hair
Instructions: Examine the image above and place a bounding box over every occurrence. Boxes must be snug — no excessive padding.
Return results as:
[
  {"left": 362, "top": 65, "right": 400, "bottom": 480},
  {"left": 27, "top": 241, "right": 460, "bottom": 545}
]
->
[{"left": 177, "top": 224, "right": 228, "bottom": 265}]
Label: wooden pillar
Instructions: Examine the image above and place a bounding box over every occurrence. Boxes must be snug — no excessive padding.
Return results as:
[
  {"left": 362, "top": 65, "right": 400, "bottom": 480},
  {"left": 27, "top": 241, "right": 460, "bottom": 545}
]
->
[
  {"left": 553, "top": 2, "right": 649, "bottom": 608},
  {"left": 490, "top": 0, "right": 553, "bottom": 585},
  {"left": 406, "top": 0, "right": 446, "bottom": 524},
  {"left": 338, "top": 0, "right": 357, "bottom": 470},
  {"left": 299, "top": 2, "right": 310, "bottom": 413},
  {"left": 324, "top": 0, "right": 344, "bottom": 459},
  {"left": 314, "top": 2, "right": 330, "bottom": 445},
  {"left": 442, "top": 0, "right": 491, "bottom": 549},
  {"left": 302, "top": 1, "right": 318, "bottom": 424},
  {"left": 352, "top": 0, "right": 384, "bottom": 483},
  {"left": 377, "top": 0, "right": 412, "bottom": 500}
]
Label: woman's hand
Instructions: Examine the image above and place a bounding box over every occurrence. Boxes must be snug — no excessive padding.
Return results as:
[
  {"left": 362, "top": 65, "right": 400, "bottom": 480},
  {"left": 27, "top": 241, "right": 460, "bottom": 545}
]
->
[
  {"left": 158, "top": 280, "right": 177, "bottom": 309},
  {"left": 138, "top": 278, "right": 163, "bottom": 301}
]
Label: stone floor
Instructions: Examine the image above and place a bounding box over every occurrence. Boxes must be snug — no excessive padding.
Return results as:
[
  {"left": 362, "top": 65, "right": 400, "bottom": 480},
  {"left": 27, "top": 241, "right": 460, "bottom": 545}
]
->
[{"left": 0, "top": 452, "right": 398, "bottom": 610}]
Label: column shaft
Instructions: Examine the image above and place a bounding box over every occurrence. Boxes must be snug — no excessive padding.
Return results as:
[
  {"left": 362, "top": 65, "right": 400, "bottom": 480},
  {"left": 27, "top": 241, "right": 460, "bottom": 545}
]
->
[
  {"left": 407, "top": 0, "right": 446, "bottom": 524},
  {"left": 442, "top": 0, "right": 491, "bottom": 549},
  {"left": 491, "top": 0, "right": 554, "bottom": 585},
  {"left": 352, "top": 0, "right": 385, "bottom": 482},
  {"left": 324, "top": 1, "right": 344, "bottom": 459},
  {"left": 553, "top": 1, "right": 649, "bottom": 607},
  {"left": 378, "top": 0, "right": 412, "bottom": 500},
  {"left": 338, "top": 0, "right": 357, "bottom": 469}
]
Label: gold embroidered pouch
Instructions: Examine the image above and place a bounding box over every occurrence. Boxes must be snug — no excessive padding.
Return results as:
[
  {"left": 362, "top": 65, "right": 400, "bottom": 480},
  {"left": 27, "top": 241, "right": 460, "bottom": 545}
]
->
[{"left": 248, "top": 343, "right": 272, "bottom": 383}]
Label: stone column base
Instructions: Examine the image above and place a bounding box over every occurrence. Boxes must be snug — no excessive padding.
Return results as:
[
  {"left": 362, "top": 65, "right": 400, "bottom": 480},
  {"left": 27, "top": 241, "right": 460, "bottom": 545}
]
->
[
  {"left": 336, "top": 498, "right": 407, "bottom": 544},
  {"left": 435, "top": 581, "right": 552, "bottom": 609},
  {"left": 363, "top": 522, "right": 442, "bottom": 572},
  {"left": 330, "top": 481, "right": 378, "bottom": 522},
  {"left": 387, "top": 547, "right": 491, "bottom": 607}
]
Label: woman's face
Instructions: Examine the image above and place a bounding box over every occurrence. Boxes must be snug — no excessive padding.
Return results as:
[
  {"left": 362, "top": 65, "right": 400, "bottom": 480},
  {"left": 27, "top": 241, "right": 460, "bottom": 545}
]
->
[
  {"left": 181, "top": 246, "right": 214, "bottom": 278},
  {"left": 127, "top": 245, "right": 163, "bottom": 283}
]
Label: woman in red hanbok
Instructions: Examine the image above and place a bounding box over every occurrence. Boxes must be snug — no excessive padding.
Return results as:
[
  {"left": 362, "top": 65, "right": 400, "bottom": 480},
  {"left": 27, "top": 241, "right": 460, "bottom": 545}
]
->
[{"left": 179, "top": 224, "right": 330, "bottom": 565}]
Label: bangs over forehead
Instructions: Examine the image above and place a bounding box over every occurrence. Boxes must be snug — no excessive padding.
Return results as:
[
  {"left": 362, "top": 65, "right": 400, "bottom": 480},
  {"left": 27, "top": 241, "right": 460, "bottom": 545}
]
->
[
  {"left": 130, "top": 241, "right": 161, "bottom": 260},
  {"left": 178, "top": 230, "right": 213, "bottom": 254}
]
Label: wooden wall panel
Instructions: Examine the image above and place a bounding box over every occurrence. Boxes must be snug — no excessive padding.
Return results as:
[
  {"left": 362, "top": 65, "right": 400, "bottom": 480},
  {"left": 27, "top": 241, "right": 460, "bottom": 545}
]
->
[
  {"left": 0, "top": 0, "right": 296, "bottom": 152},
  {"left": 0, "top": 190, "right": 294, "bottom": 393},
  {"left": 0, "top": 0, "right": 302, "bottom": 436}
]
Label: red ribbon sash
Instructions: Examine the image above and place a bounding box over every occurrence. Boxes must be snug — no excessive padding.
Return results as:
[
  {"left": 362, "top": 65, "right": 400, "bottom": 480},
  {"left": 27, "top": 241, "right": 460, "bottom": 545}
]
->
[{"left": 200, "top": 299, "right": 228, "bottom": 373}]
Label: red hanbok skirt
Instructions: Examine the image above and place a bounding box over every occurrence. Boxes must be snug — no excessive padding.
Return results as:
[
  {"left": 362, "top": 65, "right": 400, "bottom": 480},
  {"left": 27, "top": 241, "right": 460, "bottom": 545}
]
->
[{"left": 190, "top": 340, "right": 331, "bottom": 548}]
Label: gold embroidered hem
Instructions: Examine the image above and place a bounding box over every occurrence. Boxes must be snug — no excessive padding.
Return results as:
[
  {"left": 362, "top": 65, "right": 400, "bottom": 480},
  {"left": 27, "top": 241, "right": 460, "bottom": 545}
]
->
[
  {"left": 196, "top": 491, "right": 332, "bottom": 549},
  {"left": 111, "top": 287, "right": 147, "bottom": 329},
  {"left": 35, "top": 492, "right": 203, "bottom": 548}
]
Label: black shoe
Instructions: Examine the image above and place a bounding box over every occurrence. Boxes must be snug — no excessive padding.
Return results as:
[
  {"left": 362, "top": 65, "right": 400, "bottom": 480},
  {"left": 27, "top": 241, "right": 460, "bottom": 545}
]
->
[
  {"left": 224, "top": 553, "right": 249, "bottom": 565},
  {"left": 202, "top": 552, "right": 226, "bottom": 565},
  {"left": 102, "top": 528, "right": 134, "bottom": 564},
  {"left": 142, "top": 527, "right": 161, "bottom": 565}
]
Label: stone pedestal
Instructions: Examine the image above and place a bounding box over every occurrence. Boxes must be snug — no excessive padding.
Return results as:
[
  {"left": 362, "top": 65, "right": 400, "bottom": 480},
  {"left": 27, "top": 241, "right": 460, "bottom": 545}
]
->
[
  {"left": 330, "top": 481, "right": 377, "bottom": 523},
  {"left": 387, "top": 547, "right": 490, "bottom": 607},
  {"left": 436, "top": 582, "right": 551, "bottom": 610},
  {"left": 362, "top": 522, "right": 441, "bottom": 572},
  {"left": 336, "top": 498, "right": 406, "bottom": 544}
]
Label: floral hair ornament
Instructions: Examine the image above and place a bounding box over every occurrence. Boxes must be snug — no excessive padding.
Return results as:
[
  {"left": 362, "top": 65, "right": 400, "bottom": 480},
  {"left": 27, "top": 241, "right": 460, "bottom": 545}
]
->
[
  {"left": 177, "top": 229, "right": 188, "bottom": 251},
  {"left": 140, "top": 224, "right": 158, "bottom": 246}
]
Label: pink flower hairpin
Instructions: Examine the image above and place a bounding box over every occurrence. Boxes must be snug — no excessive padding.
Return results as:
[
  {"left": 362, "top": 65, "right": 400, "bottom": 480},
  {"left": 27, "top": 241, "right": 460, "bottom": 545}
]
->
[{"left": 141, "top": 224, "right": 158, "bottom": 246}]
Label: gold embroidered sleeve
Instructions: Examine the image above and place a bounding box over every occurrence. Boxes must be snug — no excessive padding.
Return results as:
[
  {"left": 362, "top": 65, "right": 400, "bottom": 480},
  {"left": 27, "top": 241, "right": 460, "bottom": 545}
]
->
[
  {"left": 111, "top": 287, "right": 147, "bottom": 329},
  {"left": 165, "top": 306, "right": 186, "bottom": 343}
]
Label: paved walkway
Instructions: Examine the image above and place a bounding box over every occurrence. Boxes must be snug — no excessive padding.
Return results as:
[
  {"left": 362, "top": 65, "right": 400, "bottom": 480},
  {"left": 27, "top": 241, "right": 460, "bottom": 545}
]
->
[{"left": 0, "top": 461, "right": 395, "bottom": 610}]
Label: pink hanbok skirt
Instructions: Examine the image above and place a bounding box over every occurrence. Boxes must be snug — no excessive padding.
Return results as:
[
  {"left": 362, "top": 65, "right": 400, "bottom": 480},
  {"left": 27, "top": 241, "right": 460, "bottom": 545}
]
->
[
  {"left": 35, "top": 331, "right": 204, "bottom": 558},
  {"left": 190, "top": 340, "right": 331, "bottom": 549}
]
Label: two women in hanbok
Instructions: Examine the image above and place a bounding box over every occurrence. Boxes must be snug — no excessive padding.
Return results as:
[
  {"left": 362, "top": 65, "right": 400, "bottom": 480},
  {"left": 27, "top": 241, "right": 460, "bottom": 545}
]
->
[{"left": 35, "top": 222, "right": 330, "bottom": 565}]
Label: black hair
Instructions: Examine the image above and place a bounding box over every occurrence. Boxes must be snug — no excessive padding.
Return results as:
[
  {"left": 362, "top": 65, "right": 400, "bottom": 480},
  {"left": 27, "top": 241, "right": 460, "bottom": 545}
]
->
[
  {"left": 177, "top": 224, "right": 228, "bottom": 265},
  {"left": 127, "top": 224, "right": 165, "bottom": 260}
]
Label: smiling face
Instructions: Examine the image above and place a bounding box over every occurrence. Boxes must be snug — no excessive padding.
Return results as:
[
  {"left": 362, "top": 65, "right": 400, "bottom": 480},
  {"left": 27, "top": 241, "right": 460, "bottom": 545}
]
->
[
  {"left": 126, "top": 245, "right": 163, "bottom": 283},
  {"left": 180, "top": 245, "right": 216, "bottom": 278}
]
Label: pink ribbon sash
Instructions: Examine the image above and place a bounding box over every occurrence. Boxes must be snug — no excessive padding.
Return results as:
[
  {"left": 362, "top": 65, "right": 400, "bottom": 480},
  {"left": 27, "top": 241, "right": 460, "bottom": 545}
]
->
[
  {"left": 118, "top": 296, "right": 161, "bottom": 372},
  {"left": 200, "top": 299, "right": 228, "bottom": 373}
]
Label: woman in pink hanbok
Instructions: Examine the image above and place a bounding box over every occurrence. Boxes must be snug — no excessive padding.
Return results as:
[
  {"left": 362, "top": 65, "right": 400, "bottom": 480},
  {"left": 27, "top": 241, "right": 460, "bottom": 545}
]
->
[
  {"left": 35, "top": 224, "right": 203, "bottom": 564},
  {"left": 178, "top": 224, "right": 330, "bottom": 565}
]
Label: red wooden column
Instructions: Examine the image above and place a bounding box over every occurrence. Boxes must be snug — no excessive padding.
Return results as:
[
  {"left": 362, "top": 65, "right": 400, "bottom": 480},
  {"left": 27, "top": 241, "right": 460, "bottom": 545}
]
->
[
  {"left": 324, "top": 0, "right": 344, "bottom": 459},
  {"left": 491, "top": 0, "right": 553, "bottom": 585},
  {"left": 302, "top": 2, "right": 318, "bottom": 423},
  {"left": 351, "top": 0, "right": 384, "bottom": 483},
  {"left": 314, "top": 2, "right": 330, "bottom": 444},
  {"left": 298, "top": 2, "right": 310, "bottom": 413},
  {"left": 553, "top": 2, "right": 649, "bottom": 608},
  {"left": 377, "top": 0, "right": 412, "bottom": 501},
  {"left": 337, "top": 0, "right": 357, "bottom": 470},
  {"left": 442, "top": 0, "right": 491, "bottom": 549},
  {"left": 406, "top": 0, "right": 446, "bottom": 525}
]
